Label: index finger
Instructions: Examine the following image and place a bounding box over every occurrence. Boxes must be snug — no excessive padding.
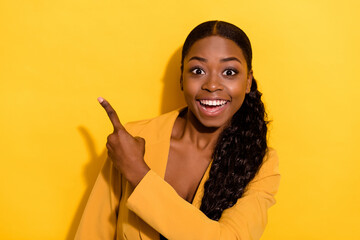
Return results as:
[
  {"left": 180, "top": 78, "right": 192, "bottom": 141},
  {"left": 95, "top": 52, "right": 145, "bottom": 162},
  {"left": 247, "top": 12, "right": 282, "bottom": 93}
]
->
[{"left": 97, "top": 97, "right": 125, "bottom": 131}]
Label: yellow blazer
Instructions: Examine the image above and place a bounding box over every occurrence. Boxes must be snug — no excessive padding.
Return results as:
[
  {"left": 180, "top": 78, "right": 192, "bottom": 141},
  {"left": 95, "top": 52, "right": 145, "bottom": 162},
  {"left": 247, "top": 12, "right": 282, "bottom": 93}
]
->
[{"left": 75, "top": 108, "right": 280, "bottom": 240}]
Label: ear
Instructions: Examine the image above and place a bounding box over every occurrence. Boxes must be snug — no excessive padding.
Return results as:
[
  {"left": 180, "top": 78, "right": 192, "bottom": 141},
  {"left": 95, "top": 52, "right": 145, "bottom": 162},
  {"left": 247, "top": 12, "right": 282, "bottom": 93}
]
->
[
  {"left": 180, "top": 74, "right": 184, "bottom": 91},
  {"left": 246, "top": 70, "right": 253, "bottom": 93}
]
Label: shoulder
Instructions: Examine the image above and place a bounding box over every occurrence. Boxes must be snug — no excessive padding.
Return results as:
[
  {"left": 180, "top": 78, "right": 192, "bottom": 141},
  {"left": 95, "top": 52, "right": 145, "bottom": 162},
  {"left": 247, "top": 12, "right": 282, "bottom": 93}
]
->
[
  {"left": 244, "top": 148, "right": 280, "bottom": 195},
  {"left": 261, "top": 148, "right": 280, "bottom": 174}
]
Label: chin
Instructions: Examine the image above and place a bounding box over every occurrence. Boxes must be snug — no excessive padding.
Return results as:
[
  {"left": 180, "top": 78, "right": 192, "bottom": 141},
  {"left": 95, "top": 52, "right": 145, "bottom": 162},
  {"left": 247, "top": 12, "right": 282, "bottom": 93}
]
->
[
  {"left": 194, "top": 113, "right": 231, "bottom": 130},
  {"left": 202, "top": 118, "right": 230, "bottom": 129}
]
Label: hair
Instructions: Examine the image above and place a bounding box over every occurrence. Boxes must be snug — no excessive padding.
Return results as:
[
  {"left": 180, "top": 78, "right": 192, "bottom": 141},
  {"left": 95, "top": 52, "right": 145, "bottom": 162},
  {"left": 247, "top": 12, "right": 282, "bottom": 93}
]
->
[{"left": 181, "top": 20, "right": 269, "bottom": 221}]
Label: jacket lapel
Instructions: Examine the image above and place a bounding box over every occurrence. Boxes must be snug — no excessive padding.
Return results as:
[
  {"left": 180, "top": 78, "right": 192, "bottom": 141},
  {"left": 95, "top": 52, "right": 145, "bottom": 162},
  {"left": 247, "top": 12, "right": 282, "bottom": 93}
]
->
[
  {"left": 138, "top": 110, "right": 179, "bottom": 240},
  {"left": 137, "top": 107, "right": 212, "bottom": 240}
]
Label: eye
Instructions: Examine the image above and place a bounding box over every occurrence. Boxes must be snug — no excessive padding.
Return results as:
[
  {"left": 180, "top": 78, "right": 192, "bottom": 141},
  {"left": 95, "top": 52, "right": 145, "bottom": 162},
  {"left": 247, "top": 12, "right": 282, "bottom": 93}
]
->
[
  {"left": 191, "top": 67, "right": 205, "bottom": 75},
  {"left": 223, "top": 69, "right": 238, "bottom": 76}
]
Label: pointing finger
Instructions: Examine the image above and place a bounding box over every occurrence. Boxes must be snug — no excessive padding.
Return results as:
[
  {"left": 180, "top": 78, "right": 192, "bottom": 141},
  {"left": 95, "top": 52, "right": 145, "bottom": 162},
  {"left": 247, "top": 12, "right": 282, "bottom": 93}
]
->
[{"left": 97, "top": 97, "right": 124, "bottom": 131}]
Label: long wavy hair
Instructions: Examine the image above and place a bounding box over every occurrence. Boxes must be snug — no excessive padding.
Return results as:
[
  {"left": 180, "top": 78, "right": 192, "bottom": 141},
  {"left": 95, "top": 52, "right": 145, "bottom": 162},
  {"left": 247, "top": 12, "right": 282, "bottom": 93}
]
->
[{"left": 181, "top": 21, "right": 269, "bottom": 221}]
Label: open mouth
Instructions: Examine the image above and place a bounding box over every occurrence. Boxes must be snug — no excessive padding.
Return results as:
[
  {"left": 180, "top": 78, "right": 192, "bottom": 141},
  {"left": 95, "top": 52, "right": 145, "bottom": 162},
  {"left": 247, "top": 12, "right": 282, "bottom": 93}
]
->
[{"left": 198, "top": 99, "right": 228, "bottom": 113}]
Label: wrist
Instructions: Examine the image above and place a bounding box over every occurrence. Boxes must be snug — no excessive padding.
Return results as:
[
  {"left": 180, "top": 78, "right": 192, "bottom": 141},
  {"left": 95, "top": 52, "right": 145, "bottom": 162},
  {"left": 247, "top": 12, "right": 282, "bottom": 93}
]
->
[{"left": 126, "top": 162, "right": 150, "bottom": 188}]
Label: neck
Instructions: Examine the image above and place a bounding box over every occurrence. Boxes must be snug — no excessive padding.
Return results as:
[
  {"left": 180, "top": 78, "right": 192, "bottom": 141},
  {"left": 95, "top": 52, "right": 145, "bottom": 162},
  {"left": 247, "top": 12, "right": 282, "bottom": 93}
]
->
[{"left": 174, "top": 108, "right": 225, "bottom": 150}]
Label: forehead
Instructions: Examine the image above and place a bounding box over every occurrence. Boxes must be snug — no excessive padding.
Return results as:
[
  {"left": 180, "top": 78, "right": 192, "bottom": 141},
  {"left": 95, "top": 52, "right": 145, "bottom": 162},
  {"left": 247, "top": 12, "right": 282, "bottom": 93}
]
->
[{"left": 185, "top": 36, "right": 245, "bottom": 60}]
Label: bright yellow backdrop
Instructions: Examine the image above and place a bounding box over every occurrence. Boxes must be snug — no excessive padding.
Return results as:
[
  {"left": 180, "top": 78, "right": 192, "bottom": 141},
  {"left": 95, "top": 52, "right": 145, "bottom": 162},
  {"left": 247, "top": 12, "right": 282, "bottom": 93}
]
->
[{"left": 1, "top": 0, "right": 359, "bottom": 239}]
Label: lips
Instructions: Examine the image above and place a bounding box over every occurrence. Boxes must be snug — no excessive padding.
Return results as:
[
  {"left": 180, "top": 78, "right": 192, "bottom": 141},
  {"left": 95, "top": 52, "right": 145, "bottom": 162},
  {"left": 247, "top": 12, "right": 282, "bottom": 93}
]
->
[{"left": 197, "top": 99, "right": 229, "bottom": 114}]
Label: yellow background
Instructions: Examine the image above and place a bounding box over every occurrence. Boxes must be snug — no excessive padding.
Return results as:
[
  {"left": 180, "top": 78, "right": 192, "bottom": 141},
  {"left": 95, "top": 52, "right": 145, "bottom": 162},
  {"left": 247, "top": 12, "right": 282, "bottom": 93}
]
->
[{"left": 1, "top": 0, "right": 359, "bottom": 239}]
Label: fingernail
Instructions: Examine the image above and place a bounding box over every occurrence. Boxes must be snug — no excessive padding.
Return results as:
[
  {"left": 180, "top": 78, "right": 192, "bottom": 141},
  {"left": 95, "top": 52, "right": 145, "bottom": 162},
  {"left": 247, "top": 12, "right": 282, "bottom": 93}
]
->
[{"left": 97, "top": 97, "right": 104, "bottom": 103}]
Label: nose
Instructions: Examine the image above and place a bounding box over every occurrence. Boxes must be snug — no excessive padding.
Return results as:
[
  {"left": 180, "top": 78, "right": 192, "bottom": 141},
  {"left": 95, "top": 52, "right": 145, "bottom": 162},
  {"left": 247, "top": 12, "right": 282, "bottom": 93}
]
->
[{"left": 201, "top": 74, "right": 223, "bottom": 92}]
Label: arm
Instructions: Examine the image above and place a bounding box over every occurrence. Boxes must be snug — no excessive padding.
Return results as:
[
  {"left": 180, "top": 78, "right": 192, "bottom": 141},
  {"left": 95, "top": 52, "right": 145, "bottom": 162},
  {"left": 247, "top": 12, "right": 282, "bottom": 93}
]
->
[
  {"left": 75, "top": 157, "right": 122, "bottom": 240},
  {"left": 126, "top": 149, "right": 280, "bottom": 240}
]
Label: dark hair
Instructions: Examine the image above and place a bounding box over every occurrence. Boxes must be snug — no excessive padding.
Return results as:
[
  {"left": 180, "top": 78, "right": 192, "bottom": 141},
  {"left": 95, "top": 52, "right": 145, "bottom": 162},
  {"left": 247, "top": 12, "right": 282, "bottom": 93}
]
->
[{"left": 181, "top": 20, "right": 268, "bottom": 220}]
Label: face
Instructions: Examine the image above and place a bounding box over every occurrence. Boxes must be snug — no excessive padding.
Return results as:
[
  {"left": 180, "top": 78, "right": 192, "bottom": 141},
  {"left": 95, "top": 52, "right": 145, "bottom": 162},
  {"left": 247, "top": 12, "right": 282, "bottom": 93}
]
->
[{"left": 181, "top": 36, "right": 252, "bottom": 128}]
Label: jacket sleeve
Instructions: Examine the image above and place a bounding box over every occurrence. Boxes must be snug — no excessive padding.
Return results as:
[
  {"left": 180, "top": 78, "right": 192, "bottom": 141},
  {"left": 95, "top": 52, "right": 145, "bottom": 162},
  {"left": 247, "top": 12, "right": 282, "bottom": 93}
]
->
[
  {"left": 75, "top": 157, "right": 122, "bottom": 240},
  {"left": 126, "top": 149, "right": 280, "bottom": 240}
]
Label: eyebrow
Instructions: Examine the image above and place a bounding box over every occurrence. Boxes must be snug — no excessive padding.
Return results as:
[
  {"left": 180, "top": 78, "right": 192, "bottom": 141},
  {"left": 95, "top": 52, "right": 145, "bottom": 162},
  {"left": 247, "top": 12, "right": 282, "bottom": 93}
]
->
[
  {"left": 220, "top": 57, "right": 242, "bottom": 63},
  {"left": 188, "top": 56, "right": 207, "bottom": 62},
  {"left": 188, "top": 56, "right": 242, "bottom": 64}
]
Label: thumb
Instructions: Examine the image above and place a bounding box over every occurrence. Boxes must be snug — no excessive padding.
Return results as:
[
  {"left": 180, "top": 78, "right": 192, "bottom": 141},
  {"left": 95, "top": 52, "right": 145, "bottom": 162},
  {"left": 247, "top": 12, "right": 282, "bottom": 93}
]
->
[{"left": 134, "top": 136, "right": 145, "bottom": 146}]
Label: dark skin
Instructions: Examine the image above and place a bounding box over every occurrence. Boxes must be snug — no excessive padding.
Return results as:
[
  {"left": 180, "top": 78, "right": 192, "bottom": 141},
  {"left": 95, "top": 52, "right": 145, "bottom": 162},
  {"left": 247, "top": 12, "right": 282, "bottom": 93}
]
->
[
  {"left": 99, "top": 36, "right": 252, "bottom": 202},
  {"left": 165, "top": 36, "right": 252, "bottom": 201},
  {"left": 164, "top": 109, "right": 221, "bottom": 202}
]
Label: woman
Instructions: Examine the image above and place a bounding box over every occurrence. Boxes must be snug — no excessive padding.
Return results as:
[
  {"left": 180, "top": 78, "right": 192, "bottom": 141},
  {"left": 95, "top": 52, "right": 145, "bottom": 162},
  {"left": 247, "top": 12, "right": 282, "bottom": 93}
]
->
[{"left": 75, "top": 20, "right": 280, "bottom": 240}]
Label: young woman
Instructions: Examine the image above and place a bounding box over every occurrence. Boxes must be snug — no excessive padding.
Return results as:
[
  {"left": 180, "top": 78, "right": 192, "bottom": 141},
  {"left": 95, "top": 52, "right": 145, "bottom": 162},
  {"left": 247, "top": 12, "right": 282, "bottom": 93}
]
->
[{"left": 75, "top": 20, "right": 280, "bottom": 240}]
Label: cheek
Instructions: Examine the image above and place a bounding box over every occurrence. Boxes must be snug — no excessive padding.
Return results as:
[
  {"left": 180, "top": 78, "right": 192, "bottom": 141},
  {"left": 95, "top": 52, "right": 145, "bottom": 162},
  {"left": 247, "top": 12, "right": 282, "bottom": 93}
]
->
[
  {"left": 228, "top": 82, "right": 248, "bottom": 109},
  {"left": 182, "top": 79, "right": 199, "bottom": 98},
  {"left": 228, "top": 81, "right": 247, "bottom": 98}
]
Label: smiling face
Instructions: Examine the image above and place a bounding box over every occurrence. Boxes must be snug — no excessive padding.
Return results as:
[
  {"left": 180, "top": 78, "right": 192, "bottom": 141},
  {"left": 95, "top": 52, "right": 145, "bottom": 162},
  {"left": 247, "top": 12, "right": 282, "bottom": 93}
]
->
[{"left": 182, "top": 36, "right": 253, "bottom": 128}]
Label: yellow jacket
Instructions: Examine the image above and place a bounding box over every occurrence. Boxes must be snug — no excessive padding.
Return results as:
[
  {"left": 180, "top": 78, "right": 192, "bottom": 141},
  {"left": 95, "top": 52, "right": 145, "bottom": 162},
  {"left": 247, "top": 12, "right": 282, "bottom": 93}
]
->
[{"left": 75, "top": 108, "right": 280, "bottom": 240}]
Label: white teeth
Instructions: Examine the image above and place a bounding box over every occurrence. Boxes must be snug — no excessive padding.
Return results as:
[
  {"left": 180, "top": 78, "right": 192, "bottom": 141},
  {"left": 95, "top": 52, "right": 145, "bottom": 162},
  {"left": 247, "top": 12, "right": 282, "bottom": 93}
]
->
[{"left": 199, "top": 99, "right": 227, "bottom": 106}]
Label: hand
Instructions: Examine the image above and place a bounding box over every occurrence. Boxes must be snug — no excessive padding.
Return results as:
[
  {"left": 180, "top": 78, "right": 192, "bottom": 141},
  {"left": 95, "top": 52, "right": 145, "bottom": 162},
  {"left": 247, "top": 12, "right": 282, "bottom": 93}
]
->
[{"left": 98, "top": 97, "right": 150, "bottom": 187}]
